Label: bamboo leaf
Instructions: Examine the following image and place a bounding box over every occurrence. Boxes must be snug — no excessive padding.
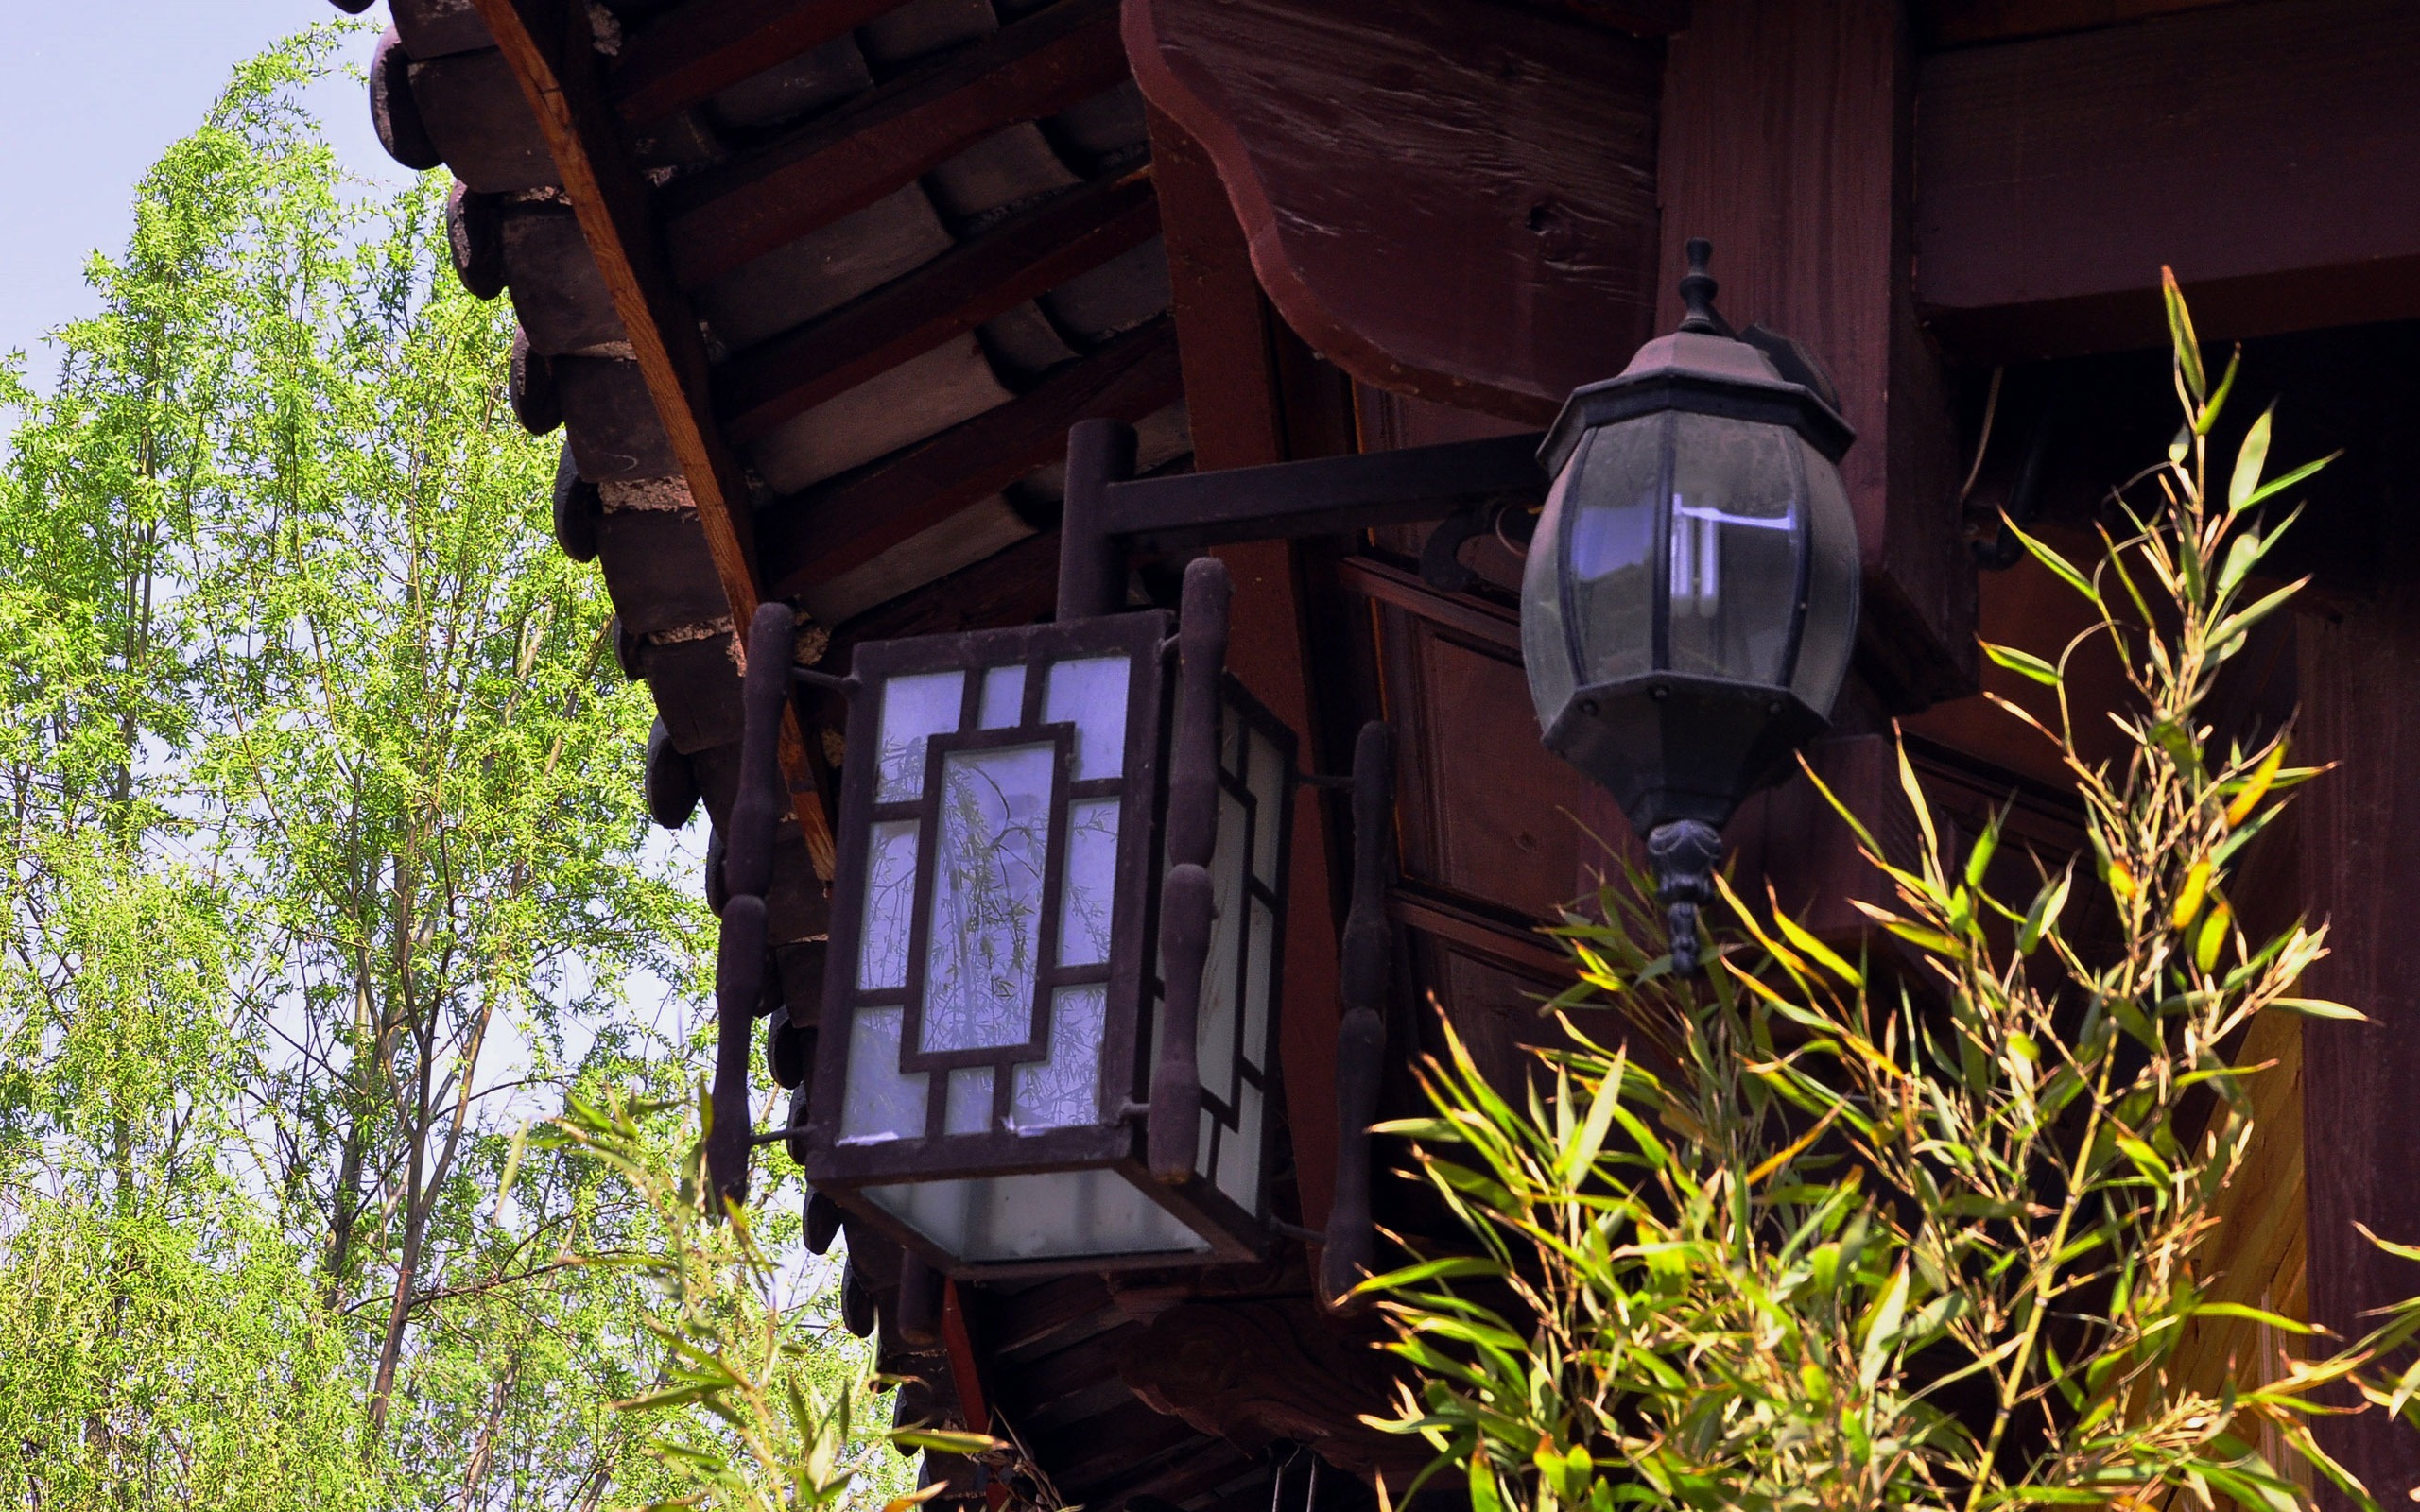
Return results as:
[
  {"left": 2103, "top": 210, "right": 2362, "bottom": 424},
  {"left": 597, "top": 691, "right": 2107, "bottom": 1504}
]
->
[
  {"left": 2235, "top": 452, "right": 2337, "bottom": 515},
  {"left": 2006, "top": 522, "right": 2100, "bottom": 604},
  {"left": 2165, "top": 266, "right": 2206, "bottom": 401},
  {"left": 2271, "top": 996, "right": 2365, "bottom": 1021},
  {"left": 1982, "top": 641, "right": 2061, "bottom": 687},
  {"left": 2229, "top": 401, "right": 2275, "bottom": 512}
]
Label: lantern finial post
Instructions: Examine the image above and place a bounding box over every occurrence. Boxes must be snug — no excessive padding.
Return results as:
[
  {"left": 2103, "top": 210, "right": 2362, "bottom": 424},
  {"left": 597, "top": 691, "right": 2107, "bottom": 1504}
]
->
[{"left": 1678, "top": 236, "right": 1722, "bottom": 335}]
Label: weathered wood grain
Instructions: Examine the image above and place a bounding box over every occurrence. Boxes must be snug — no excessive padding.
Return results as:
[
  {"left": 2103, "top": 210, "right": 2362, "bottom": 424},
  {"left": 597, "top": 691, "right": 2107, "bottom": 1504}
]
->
[
  {"left": 1127, "top": 0, "right": 1662, "bottom": 422},
  {"left": 1914, "top": 0, "right": 2420, "bottom": 357}
]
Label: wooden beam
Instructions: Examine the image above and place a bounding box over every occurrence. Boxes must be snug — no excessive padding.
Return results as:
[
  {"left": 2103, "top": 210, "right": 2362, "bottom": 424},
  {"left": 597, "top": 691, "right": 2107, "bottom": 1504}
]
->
[
  {"left": 1115, "top": 1301, "right": 1428, "bottom": 1487},
  {"left": 718, "top": 167, "right": 1160, "bottom": 445},
  {"left": 664, "top": 0, "right": 1130, "bottom": 290},
  {"left": 1914, "top": 0, "right": 2420, "bottom": 359},
  {"left": 1101, "top": 432, "right": 1543, "bottom": 553},
  {"left": 1660, "top": 0, "right": 1974, "bottom": 712},
  {"left": 1145, "top": 103, "right": 1348, "bottom": 1239},
  {"left": 612, "top": 0, "right": 896, "bottom": 125},
  {"left": 759, "top": 318, "right": 1183, "bottom": 598},
  {"left": 1922, "top": 0, "right": 2265, "bottom": 48},
  {"left": 1125, "top": 0, "right": 1663, "bottom": 422},
  {"left": 473, "top": 0, "right": 838, "bottom": 875}
]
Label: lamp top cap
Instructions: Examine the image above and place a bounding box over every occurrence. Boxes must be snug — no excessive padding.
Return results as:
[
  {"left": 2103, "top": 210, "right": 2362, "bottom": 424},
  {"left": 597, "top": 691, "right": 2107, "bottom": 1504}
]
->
[{"left": 1532, "top": 235, "right": 1858, "bottom": 477}]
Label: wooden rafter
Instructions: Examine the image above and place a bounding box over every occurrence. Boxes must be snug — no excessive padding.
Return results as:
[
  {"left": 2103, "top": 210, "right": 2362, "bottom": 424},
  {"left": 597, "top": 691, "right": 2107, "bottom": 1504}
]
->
[
  {"left": 612, "top": 0, "right": 900, "bottom": 124},
  {"left": 472, "top": 0, "right": 838, "bottom": 876},
  {"left": 759, "top": 318, "right": 1182, "bottom": 598},
  {"left": 717, "top": 166, "right": 1161, "bottom": 444},
  {"left": 663, "top": 0, "right": 1129, "bottom": 289}
]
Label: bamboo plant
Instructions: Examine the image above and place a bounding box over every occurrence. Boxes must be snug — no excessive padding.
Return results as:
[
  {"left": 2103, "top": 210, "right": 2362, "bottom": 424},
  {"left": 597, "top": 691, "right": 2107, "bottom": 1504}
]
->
[
  {"left": 509, "top": 1087, "right": 996, "bottom": 1512},
  {"left": 1362, "top": 275, "right": 2420, "bottom": 1511}
]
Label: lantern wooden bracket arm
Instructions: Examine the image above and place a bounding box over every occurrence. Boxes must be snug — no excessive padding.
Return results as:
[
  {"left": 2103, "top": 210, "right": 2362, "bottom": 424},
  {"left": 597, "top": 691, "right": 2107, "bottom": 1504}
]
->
[
  {"left": 1094, "top": 431, "right": 1548, "bottom": 557},
  {"left": 1320, "top": 720, "right": 1394, "bottom": 1313},
  {"left": 707, "top": 601, "right": 800, "bottom": 1208}
]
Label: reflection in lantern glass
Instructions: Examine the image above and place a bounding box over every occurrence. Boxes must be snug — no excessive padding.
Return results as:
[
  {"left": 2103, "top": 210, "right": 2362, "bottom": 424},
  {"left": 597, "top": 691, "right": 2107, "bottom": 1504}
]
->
[
  {"left": 1059, "top": 799, "right": 1119, "bottom": 967},
  {"left": 875, "top": 671, "right": 963, "bottom": 800},
  {"left": 1665, "top": 411, "right": 1800, "bottom": 684},
  {"left": 1011, "top": 986, "right": 1105, "bottom": 1132},
  {"left": 1043, "top": 657, "right": 1129, "bottom": 780},
  {"left": 858, "top": 819, "right": 919, "bottom": 990},
  {"left": 922, "top": 743, "right": 1054, "bottom": 1054}
]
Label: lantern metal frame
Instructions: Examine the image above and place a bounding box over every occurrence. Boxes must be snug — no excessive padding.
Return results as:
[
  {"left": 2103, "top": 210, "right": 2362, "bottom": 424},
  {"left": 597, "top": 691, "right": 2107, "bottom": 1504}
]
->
[{"left": 800, "top": 602, "right": 1301, "bottom": 1279}]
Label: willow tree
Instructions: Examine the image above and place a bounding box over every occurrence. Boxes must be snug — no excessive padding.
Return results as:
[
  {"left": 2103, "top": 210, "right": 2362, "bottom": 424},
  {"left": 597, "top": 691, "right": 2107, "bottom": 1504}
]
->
[{"left": 0, "top": 29, "right": 729, "bottom": 1509}]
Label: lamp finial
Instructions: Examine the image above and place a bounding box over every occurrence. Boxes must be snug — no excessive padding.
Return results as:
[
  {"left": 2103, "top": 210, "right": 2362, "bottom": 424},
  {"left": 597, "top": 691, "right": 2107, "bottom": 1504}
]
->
[{"left": 1678, "top": 237, "right": 1721, "bottom": 335}]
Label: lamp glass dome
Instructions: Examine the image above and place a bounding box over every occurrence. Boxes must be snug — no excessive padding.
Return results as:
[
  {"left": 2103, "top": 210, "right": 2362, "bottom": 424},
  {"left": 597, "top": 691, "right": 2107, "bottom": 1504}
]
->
[{"left": 1518, "top": 239, "right": 1860, "bottom": 850}]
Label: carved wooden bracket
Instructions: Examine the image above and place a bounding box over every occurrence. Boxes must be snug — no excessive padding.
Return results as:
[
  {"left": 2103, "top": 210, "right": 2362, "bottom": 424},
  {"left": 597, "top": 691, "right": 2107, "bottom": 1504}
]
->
[
  {"left": 1116, "top": 1300, "right": 1429, "bottom": 1486},
  {"left": 1123, "top": 0, "right": 1665, "bottom": 424}
]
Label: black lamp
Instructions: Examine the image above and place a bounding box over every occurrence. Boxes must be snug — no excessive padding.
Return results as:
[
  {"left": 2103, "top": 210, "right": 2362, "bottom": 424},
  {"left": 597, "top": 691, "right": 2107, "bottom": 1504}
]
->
[{"left": 1521, "top": 240, "right": 1860, "bottom": 970}]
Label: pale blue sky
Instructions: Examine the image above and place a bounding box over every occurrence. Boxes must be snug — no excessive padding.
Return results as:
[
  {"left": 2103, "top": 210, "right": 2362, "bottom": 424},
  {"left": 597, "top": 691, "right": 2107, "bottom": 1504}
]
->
[{"left": 0, "top": 0, "right": 411, "bottom": 375}]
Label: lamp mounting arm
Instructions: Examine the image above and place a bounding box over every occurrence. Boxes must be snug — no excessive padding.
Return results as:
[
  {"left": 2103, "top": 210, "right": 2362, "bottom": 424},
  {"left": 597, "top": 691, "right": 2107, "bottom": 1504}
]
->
[
  {"left": 1147, "top": 557, "right": 1234, "bottom": 1184},
  {"left": 1321, "top": 719, "right": 1394, "bottom": 1313}
]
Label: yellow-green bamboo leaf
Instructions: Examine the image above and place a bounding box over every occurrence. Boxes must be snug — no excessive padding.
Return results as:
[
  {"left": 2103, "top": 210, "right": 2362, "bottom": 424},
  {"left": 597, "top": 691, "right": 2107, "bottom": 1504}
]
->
[
  {"left": 2226, "top": 738, "right": 2287, "bottom": 828},
  {"left": 2196, "top": 895, "right": 2233, "bottom": 973},
  {"left": 2171, "top": 859, "right": 2211, "bottom": 929},
  {"left": 2228, "top": 401, "right": 2274, "bottom": 512}
]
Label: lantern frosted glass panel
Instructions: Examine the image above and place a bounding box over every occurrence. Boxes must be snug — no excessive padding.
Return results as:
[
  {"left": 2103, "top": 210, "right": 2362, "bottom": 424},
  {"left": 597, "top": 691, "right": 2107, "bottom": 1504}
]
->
[
  {"left": 1664, "top": 412, "right": 1804, "bottom": 685},
  {"left": 876, "top": 671, "right": 964, "bottom": 800},
  {"left": 1169, "top": 689, "right": 1288, "bottom": 1212},
  {"left": 1247, "top": 730, "right": 1287, "bottom": 887},
  {"left": 865, "top": 1171, "right": 1211, "bottom": 1263},
  {"left": 1789, "top": 437, "right": 1860, "bottom": 717},
  {"left": 1011, "top": 986, "right": 1105, "bottom": 1132},
  {"left": 840, "top": 1006, "right": 928, "bottom": 1143},
  {"left": 1044, "top": 655, "right": 1130, "bottom": 780},
  {"left": 921, "top": 741, "right": 1056, "bottom": 1054},
  {"left": 943, "top": 1068, "right": 993, "bottom": 1136},
  {"left": 858, "top": 820, "right": 920, "bottom": 990},
  {"left": 976, "top": 664, "right": 1025, "bottom": 729},
  {"left": 1058, "top": 799, "right": 1120, "bottom": 966}
]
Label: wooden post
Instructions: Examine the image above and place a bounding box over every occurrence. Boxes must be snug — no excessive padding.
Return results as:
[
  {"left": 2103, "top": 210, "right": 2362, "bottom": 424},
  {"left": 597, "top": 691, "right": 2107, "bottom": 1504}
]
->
[
  {"left": 2298, "top": 590, "right": 2420, "bottom": 1504},
  {"left": 1657, "top": 0, "right": 1972, "bottom": 712}
]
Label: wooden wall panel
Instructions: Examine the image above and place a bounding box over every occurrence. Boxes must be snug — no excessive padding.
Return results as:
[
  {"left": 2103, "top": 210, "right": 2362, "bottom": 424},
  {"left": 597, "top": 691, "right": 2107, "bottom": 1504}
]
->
[
  {"left": 2296, "top": 589, "right": 2420, "bottom": 1506},
  {"left": 1659, "top": 0, "right": 1974, "bottom": 711},
  {"left": 1384, "top": 610, "right": 1599, "bottom": 923}
]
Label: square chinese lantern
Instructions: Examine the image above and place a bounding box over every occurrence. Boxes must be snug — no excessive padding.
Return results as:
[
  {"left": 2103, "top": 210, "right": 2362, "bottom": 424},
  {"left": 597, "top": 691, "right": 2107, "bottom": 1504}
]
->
[{"left": 804, "top": 606, "right": 1295, "bottom": 1276}]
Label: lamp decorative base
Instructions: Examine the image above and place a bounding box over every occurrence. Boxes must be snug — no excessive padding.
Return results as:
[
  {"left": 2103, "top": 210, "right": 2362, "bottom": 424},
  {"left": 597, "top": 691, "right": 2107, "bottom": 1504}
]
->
[{"left": 1647, "top": 819, "right": 1723, "bottom": 975}]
